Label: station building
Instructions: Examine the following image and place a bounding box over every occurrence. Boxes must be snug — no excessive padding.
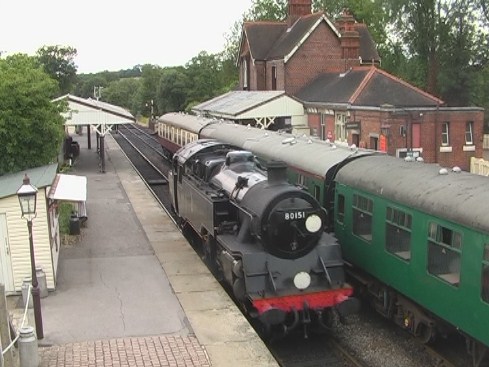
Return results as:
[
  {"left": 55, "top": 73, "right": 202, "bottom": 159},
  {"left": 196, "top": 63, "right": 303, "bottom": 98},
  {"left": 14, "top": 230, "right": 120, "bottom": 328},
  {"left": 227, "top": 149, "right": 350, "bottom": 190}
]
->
[{"left": 227, "top": 0, "right": 485, "bottom": 171}]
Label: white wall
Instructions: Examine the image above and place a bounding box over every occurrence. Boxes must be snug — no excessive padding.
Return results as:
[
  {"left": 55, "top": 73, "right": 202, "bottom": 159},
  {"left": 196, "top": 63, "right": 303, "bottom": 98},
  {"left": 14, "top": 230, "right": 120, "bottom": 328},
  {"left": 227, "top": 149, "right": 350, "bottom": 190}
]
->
[{"left": 0, "top": 189, "right": 55, "bottom": 292}]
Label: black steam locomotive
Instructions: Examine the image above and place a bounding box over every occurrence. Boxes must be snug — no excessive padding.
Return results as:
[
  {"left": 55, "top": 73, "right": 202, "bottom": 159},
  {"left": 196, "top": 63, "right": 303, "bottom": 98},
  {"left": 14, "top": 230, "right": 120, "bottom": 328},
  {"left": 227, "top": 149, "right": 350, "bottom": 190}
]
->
[{"left": 169, "top": 139, "right": 358, "bottom": 337}]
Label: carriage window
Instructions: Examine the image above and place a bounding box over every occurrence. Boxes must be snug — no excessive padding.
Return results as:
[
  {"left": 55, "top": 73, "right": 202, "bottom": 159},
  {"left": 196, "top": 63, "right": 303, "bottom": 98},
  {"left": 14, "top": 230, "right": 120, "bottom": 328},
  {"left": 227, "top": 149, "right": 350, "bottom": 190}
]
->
[
  {"left": 352, "top": 194, "right": 373, "bottom": 242},
  {"left": 427, "top": 223, "right": 462, "bottom": 286},
  {"left": 386, "top": 207, "right": 412, "bottom": 261},
  {"left": 482, "top": 244, "right": 489, "bottom": 303},
  {"left": 337, "top": 194, "right": 345, "bottom": 224},
  {"left": 296, "top": 174, "right": 305, "bottom": 186},
  {"left": 314, "top": 185, "right": 321, "bottom": 201}
]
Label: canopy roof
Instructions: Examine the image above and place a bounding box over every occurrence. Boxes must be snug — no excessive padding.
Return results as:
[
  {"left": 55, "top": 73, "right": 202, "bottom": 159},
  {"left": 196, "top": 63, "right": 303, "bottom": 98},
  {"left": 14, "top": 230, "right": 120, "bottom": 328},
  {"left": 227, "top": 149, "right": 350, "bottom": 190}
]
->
[
  {"left": 54, "top": 94, "right": 135, "bottom": 126},
  {"left": 192, "top": 91, "right": 304, "bottom": 120},
  {"left": 48, "top": 174, "right": 87, "bottom": 202}
]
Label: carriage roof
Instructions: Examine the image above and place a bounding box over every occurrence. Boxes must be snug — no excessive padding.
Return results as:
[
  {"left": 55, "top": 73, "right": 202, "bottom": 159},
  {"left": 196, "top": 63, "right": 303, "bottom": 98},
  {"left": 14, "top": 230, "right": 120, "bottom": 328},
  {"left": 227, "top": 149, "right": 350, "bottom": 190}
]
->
[{"left": 335, "top": 154, "right": 489, "bottom": 234}]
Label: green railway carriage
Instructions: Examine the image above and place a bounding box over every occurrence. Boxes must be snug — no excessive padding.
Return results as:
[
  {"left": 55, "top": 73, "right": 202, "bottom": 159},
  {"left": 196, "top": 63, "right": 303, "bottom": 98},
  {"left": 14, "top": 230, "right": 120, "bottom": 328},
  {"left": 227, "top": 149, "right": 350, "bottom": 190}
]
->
[{"left": 334, "top": 154, "right": 489, "bottom": 363}]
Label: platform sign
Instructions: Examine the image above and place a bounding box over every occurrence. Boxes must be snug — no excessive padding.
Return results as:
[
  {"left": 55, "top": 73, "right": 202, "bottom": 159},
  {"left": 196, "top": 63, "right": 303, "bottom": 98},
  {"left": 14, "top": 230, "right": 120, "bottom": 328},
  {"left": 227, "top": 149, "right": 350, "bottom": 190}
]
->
[{"left": 379, "top": 134, "right": 387, "bottom": 152}]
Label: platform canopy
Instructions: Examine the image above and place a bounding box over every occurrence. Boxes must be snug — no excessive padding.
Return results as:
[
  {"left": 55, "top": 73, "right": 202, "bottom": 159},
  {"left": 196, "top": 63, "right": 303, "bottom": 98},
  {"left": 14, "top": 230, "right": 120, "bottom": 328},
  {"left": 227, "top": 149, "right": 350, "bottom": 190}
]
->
[
  {"left": 54, "top": 94, "right": 135, "bottom": 136},
  {"left": 48, "top": 173, "right": 88, "bottom": 219},
  {"left": 191, "top": 91, "right": 306, "bottom": 129}
]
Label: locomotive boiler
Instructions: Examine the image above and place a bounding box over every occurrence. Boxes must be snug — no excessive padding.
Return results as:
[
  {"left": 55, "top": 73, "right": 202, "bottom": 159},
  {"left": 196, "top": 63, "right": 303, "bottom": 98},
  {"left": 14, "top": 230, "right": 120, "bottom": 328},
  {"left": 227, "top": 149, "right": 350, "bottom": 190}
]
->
[{"left": 169, "top": 139, "right": 358, "bottom": 337}]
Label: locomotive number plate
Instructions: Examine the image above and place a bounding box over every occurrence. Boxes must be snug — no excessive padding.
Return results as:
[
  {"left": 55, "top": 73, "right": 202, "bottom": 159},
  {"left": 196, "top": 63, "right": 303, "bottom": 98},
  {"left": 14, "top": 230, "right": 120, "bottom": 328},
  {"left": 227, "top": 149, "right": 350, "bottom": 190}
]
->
[{"left": 284, "top": 211, "right": 306, "bottom": 220}]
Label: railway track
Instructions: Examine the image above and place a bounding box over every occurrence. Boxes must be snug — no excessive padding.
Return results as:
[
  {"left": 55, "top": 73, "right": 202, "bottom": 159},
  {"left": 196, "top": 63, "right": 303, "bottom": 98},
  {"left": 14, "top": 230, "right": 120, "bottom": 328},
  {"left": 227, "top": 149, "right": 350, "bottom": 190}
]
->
[{"left": 112, "top": 123, "right": 467, "bottom": 367}]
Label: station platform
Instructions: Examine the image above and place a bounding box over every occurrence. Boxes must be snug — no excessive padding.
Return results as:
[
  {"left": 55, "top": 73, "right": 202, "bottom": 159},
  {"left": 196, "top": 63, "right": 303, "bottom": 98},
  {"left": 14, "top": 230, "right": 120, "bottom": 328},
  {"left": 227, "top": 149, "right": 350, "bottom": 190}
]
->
[{"left": 9, "top": 128, "right": 278, "bottom": 367}]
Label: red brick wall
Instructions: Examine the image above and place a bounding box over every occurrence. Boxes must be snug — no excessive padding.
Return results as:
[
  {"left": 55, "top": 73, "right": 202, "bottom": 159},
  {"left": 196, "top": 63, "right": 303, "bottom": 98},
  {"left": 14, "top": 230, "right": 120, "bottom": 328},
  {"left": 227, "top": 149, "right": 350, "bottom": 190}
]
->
[
  {"left": 432, "top": 110, "right": 484, "bottom": 171},
  {"left": 285, "top": 22, "right": 346, "bottom": 95},
  {"left": 255, "top": 61, "right": 266, "bottom": 90},
  {"left": 307, "top": 109, "right": 484, "bottom": 171},
  {"left": 265, "top": 61, "right": 286, "bottom": 90}
]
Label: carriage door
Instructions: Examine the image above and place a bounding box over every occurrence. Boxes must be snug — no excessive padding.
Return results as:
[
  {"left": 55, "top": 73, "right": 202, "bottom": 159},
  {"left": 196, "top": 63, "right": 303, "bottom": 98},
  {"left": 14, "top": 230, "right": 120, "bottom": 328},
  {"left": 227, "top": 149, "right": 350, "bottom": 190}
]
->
[{"left": 0, "top": 214, "right": 14, "bottom": 291}]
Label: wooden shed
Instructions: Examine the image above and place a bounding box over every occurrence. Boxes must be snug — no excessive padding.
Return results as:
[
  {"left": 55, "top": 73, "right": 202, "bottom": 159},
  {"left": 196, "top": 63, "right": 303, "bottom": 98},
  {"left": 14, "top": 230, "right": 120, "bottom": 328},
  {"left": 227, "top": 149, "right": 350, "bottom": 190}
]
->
[{"left": 0, "top": 164, "right": 86, "bottom": 294}]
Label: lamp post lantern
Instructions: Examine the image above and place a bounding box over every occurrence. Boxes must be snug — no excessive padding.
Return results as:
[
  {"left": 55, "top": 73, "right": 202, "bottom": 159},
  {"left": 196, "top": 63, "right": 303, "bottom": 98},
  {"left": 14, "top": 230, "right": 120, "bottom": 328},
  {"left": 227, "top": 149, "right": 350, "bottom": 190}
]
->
[{"left": 17, "top": 174, "right": 44, "bottom": 339}]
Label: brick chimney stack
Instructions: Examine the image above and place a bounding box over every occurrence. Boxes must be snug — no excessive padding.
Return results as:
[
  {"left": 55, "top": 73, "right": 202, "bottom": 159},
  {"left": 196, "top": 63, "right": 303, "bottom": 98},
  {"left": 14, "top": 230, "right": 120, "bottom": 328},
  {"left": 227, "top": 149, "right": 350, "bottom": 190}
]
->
[
  {"left": 336, "top": 9, "right": 360, "bottom": 60},
  {"left": 287, "top": 0, "right": 312, "bottom": 27}
]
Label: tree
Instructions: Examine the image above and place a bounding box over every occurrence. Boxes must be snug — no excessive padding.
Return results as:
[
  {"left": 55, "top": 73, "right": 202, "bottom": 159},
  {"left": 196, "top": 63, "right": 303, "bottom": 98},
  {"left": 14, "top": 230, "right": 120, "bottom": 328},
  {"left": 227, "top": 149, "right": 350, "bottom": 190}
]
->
[
  {"left": 246, "top": 0, "right": 288, "bottom": 21},
  {"left": 102, "top": 78, "right": 142, "bottom": 116},
  {"left": 36, "top": 45, "right": 78, "bottom": 96},
  {"left": 138, "top": 64, "right": 163, "bottom": 117},
  {"left": 185, "top": 51, "right": 227, "bottom": 106},
  {"left": 157, "top": 67, "right": 189, "bottom": 113},
  {"left": 0, "top": 54, "right": 65, "bottom": 175}
]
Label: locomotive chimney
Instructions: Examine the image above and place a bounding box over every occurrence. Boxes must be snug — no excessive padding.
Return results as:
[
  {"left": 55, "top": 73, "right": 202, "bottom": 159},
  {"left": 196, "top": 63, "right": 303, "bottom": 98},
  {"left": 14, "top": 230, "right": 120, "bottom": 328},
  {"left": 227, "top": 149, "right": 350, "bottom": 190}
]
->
[{"left": 267, "top": 161, "right": 288, "bottom": 185}]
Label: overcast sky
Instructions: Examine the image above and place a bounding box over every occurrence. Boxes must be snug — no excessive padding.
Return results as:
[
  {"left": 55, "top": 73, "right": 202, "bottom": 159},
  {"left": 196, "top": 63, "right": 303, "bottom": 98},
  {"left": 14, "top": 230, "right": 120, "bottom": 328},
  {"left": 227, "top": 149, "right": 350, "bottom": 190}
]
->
[{"left": 1, "top": 0, "right": 253, "bottom": 73}]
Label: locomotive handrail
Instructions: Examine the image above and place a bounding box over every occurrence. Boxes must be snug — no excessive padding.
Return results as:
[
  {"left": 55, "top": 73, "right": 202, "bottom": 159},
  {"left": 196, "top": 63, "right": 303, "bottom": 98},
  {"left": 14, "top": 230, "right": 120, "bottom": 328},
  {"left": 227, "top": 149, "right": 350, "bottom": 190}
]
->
[
  {"left": 266, "top": 261, "right": 278, "bottom": 292},
  {"left": 319, "top": 256, "right": 333, "bottom": 286}
]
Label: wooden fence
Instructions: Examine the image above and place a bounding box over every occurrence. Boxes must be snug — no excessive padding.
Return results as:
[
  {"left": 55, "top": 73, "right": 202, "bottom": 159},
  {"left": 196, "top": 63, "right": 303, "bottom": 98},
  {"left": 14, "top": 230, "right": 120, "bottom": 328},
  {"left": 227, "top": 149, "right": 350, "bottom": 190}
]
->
[
  {"left": 484, "top": 134, "right": 489, "bottom": 150},
  {"left": 471, "top": 157, "right": 489, "bottom": 176}
]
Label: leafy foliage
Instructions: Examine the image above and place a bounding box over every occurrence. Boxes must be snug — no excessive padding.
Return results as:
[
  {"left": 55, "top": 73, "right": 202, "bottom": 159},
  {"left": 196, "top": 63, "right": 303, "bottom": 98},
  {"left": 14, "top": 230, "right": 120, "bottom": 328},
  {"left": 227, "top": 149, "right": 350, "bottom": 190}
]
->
[
  {"left": 36, "top": 45, "right": 78, "bottom": 96},
  {"left": 0, "top": 54, "right": 65, "bottom": 175}
]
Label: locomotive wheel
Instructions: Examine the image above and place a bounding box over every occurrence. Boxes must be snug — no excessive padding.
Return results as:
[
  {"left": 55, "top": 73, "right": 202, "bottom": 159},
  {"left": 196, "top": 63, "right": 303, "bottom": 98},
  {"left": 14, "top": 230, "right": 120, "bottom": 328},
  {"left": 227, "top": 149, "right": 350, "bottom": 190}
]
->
[{"left": 416, "top": 323, "right": 436, "bottom": 344}]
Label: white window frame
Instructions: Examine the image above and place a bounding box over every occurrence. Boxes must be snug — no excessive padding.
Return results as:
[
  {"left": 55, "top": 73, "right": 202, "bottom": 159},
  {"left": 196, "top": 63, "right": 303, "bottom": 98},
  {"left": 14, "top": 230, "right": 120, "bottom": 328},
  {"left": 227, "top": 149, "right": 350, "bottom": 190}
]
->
[
  {"left": 335, "top": 113, "right": 348, "bottom": 142},
  {"left": 243, "top": 59, "right": 248, "bottom": 89},
  {"left": 441, "top": 122, "right": 450, "bottom": 146},
  {"left": 465, "top": 121, "right": 474, "bottom": 145}
]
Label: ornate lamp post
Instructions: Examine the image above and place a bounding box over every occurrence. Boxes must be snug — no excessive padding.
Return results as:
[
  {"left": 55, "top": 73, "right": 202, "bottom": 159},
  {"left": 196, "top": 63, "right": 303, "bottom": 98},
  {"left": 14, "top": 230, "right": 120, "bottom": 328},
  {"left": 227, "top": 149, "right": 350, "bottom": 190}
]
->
[{"left": 17, "top": 174, "right": 44, "bottom": 339}]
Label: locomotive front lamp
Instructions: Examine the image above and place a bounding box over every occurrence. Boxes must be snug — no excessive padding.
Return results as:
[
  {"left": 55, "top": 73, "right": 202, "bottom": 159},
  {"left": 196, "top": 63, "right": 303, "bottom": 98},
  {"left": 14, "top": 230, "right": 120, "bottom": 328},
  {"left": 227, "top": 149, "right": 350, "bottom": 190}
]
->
[
  {"left": 17, "top": 174, "right": 44, "bottom": 339},
  {"left": 294, "top": 272, "right": 311, "bottom": 290},
  {"left": 305, "top": 214, "right": 322, "bottom": 233}
]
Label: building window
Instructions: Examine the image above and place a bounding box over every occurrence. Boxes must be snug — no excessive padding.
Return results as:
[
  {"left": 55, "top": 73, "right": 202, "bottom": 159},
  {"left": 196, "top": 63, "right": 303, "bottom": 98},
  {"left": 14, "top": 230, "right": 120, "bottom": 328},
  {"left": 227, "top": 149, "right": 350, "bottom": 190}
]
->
[
  {"left": 427, "top": 223, "right": 462, "bottom": 286},
  {"left": 441, "top": 122, "right": 450, "bottom": 146},
  {"left": 465, "top": 121, "right": 474, "bottom": 145},
  {"left": 482, "top": 244, "right": 489, "bottom": 303},
  {"left": 243, "top": 58, "right": 248, "bottom": 90},
  {"left": 335, "top": 113, "right": 348, "bottom": 142},
  {"left": 337, "top": 194, "right": 345, "bottom": 224},
  {"left": 352, "top": 194, "right": 373, "bottom": 242},
  {"left": 271, "top": 66, "right": 277, "bottom": 90},
  {"left": 385, "top": 207, "right": 412, "bottom": 261}
]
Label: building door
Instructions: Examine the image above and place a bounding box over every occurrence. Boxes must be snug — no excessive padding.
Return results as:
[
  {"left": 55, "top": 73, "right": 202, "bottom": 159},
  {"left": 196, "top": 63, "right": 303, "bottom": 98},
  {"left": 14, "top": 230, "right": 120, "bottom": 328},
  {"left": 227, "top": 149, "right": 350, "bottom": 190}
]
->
[{"left": 0, "top": 214, "right": 14, "bottom": 292}]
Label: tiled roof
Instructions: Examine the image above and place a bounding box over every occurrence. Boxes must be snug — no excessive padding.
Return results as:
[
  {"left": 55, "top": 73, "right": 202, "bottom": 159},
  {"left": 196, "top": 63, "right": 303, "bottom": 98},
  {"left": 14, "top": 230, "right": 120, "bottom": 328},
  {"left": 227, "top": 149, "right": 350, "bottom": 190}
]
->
[
  {"left": 356, "top": 24, "right": 380, "bottom": 62},
  {"left": 243, "top": 12, "right": 379, "bottom": 63},
  {"left": 295, "top": 69, "right": 369, "bottom": 103},
  {"left": 244, "top": 22, "right": 287, "bottom": 60},
  {"left": 267, "top": 13, "right": 324, "bottom": 60},
  {"left": 354, "top": 71, "right": 442, "bottom": 106},
  {"left": 296, "top": 67, "right": 444, "bottom": 107}
]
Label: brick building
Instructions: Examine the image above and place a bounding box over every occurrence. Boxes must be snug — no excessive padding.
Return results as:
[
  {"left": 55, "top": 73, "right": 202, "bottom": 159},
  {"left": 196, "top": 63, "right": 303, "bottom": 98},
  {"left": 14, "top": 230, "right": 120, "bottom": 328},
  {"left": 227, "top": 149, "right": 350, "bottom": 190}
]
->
[{"left": 237, "top": 0, "right": 484, "bottom": 170}]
